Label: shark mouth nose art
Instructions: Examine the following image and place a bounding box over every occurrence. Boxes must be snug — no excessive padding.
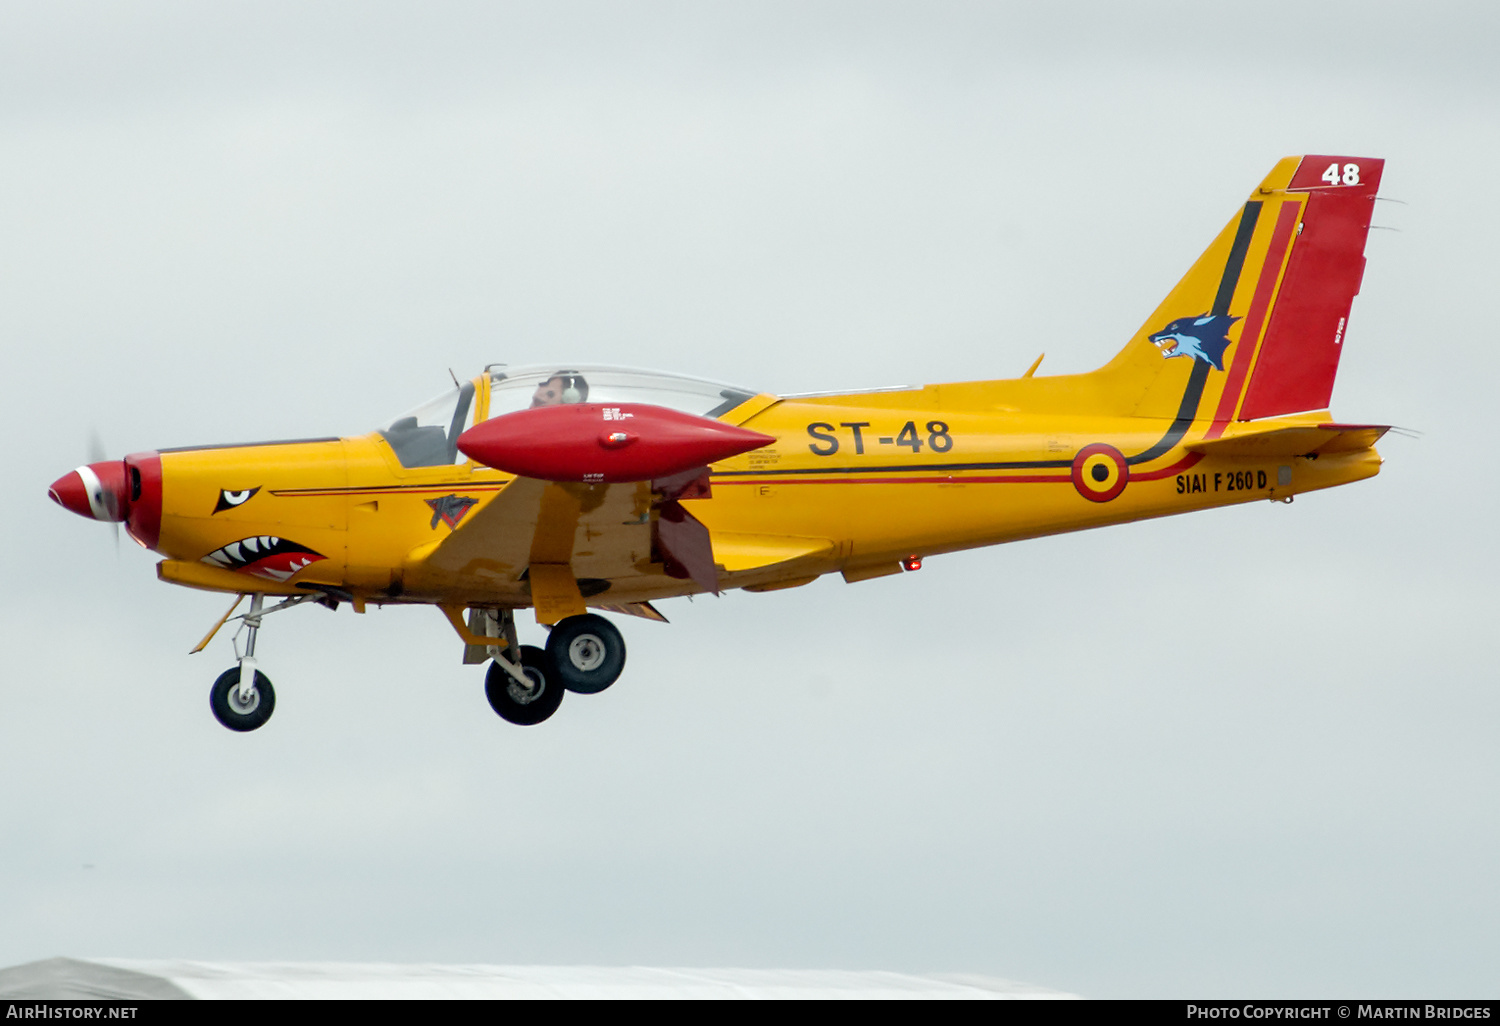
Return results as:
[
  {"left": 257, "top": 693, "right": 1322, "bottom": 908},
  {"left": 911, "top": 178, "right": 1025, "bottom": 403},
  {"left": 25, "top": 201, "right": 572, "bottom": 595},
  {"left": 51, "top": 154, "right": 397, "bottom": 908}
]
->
[{"left": 201, "top": 537, "right": 326, "bottom": 582}]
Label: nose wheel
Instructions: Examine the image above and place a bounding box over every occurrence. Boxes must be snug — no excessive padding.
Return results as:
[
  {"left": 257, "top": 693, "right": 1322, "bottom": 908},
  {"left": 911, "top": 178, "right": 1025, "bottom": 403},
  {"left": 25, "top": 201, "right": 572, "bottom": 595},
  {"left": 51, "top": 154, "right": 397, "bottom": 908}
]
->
[
  {"left": 205, "top": 592, "right": 309, "bottom": 733},
  {"left": 210, "top": 667, "right": 276, "bottom": 731}
]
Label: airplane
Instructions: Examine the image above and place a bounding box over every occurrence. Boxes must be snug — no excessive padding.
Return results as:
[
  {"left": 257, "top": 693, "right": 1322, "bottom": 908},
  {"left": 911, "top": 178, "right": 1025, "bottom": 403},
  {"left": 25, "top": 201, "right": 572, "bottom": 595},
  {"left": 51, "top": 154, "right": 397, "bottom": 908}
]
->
[{"left": 48, "top": 154, "right": 1392, "bottom": 732}]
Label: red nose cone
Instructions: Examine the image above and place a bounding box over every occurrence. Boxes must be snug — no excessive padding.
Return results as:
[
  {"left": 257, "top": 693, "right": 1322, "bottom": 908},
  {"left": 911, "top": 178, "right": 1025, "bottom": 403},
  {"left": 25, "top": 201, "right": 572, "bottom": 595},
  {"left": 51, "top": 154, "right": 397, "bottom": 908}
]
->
[
  {"left": 458, "top": 403, "right": 775, "bottom": 483},
  {"left": 48, "top": 461, "right": 130, "bottom": 522},
  {"left": 49, "top": 470, "right": 91, "bottom": 517}
]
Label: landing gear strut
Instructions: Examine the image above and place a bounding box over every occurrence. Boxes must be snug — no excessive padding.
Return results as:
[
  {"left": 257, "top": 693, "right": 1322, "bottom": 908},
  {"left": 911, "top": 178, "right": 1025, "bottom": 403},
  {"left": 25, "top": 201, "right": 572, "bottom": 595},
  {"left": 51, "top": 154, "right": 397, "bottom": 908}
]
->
[
  {"left": 484, "top": 645, "right": 565, "bottom": 726},
  {"left": 211, "top": 593, "right": 275, "bottom": 731},
  {"left": 467, "top": 607, "right": 566, "bottom": 726},
  {"left": 462, "top": 607, "right": 629, "bottom": 724},
  {"left": 206, "top": 591, "right": 320, "bottom": 732}
]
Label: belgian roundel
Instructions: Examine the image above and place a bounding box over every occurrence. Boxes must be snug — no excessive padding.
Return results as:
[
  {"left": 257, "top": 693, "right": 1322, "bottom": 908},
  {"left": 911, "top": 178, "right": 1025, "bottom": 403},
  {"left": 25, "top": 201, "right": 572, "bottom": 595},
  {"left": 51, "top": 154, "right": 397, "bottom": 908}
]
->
[{"left": 1070, "top": 444, "right": 1128, "bottom": 503}]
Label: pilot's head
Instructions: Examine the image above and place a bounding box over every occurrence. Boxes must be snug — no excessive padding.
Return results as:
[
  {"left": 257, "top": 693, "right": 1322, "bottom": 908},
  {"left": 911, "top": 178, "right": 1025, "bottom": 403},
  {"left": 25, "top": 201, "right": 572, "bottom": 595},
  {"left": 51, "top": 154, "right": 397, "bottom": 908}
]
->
[{"left": 530, "top": 372, "right": 589, "bottom": 408}]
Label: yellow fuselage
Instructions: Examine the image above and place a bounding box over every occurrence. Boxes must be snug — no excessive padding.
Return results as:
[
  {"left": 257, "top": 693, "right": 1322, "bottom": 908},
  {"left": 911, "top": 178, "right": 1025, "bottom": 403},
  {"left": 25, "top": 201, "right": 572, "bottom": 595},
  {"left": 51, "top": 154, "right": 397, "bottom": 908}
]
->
[
  {"left": 143, "top": 154, "right": 1390, "bottom": 616},
  {"left": 147, "top": 371, "right": 1378, "bottom": 613}
]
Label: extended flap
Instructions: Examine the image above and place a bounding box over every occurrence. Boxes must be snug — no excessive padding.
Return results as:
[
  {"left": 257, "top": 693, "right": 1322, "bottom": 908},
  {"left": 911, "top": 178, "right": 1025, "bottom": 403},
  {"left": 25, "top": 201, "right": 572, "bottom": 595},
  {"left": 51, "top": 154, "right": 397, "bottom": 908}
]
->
[{"left": 710, "top": 532, "right": 836, "bottom": 573}]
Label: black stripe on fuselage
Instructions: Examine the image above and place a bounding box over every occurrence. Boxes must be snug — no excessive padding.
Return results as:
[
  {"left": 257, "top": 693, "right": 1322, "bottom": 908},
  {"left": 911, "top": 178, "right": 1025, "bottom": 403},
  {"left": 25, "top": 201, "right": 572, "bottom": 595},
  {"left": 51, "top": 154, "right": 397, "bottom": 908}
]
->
[{"left": 1126, "top": 200, "right": 1261, "bottom": 466}]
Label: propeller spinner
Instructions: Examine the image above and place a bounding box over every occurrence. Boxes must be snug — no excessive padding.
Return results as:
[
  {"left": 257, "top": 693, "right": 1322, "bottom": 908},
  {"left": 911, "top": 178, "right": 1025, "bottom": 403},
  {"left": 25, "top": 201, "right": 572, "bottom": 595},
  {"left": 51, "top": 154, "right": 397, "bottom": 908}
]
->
[{"left": 49, "top": 461, "right": 131, "bottom": 523}]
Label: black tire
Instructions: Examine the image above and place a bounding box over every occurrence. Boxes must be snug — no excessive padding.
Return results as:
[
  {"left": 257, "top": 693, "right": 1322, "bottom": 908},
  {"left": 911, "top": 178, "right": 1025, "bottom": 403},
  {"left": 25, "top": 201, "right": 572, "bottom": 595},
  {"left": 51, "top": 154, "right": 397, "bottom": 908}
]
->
[
  {"left": 545, "top": 613, "right": 626, "bottom": 694},
  {"left": 485, "top": 645, "right": 565, "bottom": 725},
  {"left": 210, "top": 668, "right": 276, "bottom": 732}
]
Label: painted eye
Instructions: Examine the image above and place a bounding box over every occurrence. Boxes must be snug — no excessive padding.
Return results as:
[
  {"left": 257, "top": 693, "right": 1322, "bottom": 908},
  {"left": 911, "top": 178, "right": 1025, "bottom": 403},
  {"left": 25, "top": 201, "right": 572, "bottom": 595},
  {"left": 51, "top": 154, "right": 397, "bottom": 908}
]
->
[{"left": 213, "top": 487, "right": 261, "bottom": 514}]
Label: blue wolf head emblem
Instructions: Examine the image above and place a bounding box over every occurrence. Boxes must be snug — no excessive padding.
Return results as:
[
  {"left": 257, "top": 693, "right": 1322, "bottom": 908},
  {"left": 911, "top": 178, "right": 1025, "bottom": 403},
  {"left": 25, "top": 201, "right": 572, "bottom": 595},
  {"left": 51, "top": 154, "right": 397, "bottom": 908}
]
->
[{"left": 1149, "top": 314, "right": 1238, "bottom": 371}]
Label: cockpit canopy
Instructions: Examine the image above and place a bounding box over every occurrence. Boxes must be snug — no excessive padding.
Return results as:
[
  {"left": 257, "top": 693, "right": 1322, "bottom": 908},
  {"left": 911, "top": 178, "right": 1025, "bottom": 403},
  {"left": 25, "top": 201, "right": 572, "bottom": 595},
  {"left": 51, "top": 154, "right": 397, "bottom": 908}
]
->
[
  {"left": 379, "top": 364, "right": 758, "bottom": 469},
  {"left": 487, "top": 365, "right": 756, "bottom": 420},
  {"left": 378, "top": 379, "right": 477, "bottom": 469}
]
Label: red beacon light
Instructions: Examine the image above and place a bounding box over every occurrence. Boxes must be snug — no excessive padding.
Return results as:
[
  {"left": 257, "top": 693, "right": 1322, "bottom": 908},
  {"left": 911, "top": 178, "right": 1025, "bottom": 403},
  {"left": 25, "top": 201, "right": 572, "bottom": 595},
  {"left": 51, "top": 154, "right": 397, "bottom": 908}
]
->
[{"left": 901, "top": 556, "right": 923, "bottom": 572}]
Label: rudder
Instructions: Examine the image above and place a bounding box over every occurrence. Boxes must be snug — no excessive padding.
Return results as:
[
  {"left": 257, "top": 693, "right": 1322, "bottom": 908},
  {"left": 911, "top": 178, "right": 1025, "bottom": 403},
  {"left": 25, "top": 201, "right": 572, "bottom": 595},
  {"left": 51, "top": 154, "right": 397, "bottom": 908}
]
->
[{"left": 1235, "top": 156, "right": 1384, "bottom": 419}]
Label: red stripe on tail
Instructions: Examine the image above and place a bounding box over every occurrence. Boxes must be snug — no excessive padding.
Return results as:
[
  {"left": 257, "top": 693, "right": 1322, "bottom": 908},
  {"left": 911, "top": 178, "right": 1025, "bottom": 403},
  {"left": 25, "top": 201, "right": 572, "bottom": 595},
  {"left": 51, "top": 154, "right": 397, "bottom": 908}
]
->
[
  {"left": 1237, "top": 156, "right": 1383, "bottom": 420},
  {"left": 1204, "top": 201, "right": 1302, "bottom": 438}
]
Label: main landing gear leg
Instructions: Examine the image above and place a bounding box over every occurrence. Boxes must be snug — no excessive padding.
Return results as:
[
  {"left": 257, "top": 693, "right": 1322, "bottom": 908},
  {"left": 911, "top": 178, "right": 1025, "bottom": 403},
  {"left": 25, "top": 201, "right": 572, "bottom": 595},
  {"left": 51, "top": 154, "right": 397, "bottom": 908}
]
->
[
  {"left": 447, "top": 606, "right": 626, "bottom": 726},
  {"left": 474, "top": 608, "right": 564, "bottom": 726}
]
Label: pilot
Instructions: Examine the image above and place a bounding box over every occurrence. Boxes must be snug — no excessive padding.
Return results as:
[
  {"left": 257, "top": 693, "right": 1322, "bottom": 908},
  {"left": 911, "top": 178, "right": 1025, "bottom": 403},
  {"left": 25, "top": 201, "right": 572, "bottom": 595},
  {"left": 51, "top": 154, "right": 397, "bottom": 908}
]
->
[{"left": 530, "top": 371, "right": 590, "bottom": 408}]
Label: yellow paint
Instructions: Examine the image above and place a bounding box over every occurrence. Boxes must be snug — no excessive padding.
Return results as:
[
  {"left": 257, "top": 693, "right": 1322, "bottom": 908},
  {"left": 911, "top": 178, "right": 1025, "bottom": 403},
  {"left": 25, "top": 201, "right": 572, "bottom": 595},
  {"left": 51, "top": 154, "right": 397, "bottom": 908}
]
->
[
  {"left": 138, "top": 157, "right": 1387, "bottom": 638},
  {"left": 529, "top": 485, "right": 584, "bottom": 565},
  {"left": 528, "top": 563, "right": 586, "bottom": 625},
  {"left": 710, "top": 533, "right": 836, "bottom": 572}
]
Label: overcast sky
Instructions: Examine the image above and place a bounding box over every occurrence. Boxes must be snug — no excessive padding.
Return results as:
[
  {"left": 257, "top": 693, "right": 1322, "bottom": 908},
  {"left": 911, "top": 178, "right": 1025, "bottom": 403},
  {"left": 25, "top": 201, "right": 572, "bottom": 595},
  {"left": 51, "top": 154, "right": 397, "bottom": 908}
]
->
[{"left": 3, "top": 0, "right": 1497, "bottom": 998}]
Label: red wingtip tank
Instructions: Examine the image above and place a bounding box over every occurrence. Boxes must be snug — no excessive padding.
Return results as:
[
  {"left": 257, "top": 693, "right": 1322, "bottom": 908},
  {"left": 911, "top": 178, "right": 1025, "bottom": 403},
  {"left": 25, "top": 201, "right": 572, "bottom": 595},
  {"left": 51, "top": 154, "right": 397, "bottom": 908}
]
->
[{"left": 457, "top": 402, "right": 774, "bottom": 483}]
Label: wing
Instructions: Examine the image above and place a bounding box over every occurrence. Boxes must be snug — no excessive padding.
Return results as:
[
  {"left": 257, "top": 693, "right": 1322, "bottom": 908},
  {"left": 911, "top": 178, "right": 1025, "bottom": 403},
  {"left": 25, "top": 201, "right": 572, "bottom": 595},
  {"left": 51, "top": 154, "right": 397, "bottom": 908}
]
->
[
  {"left": 408, "top": 471, "right": 746, "bottom": 622},
  {"left": 406, "top": 472, "right": 838, "bottom": 622},
  {"left": 407, "top": 475, "right": 658, "bottom": 621}
]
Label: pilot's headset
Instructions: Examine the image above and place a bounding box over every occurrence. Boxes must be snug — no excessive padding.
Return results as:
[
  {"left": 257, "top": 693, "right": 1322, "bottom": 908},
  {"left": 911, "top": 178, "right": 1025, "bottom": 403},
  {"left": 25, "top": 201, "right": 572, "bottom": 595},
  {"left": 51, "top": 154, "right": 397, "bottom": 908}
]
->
[{"left": 555, "top": 371, "right": 588, "bottom": 404}]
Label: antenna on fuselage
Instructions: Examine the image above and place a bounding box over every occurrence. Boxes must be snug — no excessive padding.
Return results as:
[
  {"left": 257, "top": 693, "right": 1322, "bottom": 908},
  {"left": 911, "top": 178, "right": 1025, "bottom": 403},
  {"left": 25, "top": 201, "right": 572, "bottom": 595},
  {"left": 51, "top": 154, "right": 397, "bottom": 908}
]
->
[{"left": 448, "top": 367, "right": 461, "bottom": 389}]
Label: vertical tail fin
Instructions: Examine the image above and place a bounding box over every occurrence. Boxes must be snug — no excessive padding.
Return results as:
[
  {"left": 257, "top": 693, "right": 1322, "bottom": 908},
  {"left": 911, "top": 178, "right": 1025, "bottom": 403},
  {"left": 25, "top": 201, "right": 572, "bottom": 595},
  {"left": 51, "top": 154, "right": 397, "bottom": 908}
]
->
[{"left": 1101, "top": 156, "right": 1384, "bottom": 426}]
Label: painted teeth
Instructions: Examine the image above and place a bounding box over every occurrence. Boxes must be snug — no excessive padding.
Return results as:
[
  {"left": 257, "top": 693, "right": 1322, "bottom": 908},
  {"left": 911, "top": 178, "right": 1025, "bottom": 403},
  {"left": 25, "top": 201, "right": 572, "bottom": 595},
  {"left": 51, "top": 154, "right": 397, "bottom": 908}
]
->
[
  {"left": 252, "top": 558, "right": 313, "bottom": 583},
  {"left": 201, "top": 537, "right": 320, "bottom": 577}
]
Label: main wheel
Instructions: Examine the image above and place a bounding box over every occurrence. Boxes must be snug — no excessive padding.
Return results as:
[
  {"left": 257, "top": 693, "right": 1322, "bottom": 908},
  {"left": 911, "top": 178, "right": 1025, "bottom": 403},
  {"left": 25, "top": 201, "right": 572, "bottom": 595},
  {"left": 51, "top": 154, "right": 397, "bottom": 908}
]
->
[
  {"left": 210, "top": 668, "right": 276, "bottom": 732},
  {"left": 485, "top": 645, "right": 565, "bottom": 725},
  {"left": 545, "top": 613, "right": 626, "bottom": 694}
]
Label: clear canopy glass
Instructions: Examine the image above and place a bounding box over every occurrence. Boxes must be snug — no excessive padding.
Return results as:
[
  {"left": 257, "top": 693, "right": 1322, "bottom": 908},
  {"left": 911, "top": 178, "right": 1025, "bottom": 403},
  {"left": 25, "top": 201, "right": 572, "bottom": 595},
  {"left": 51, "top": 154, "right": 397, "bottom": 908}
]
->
[
  {"left": 486, "top": 365, "right": 757, "bottom": 421},
  {"left": 378, "top": 380, "right": 477, "bottom": 468}
]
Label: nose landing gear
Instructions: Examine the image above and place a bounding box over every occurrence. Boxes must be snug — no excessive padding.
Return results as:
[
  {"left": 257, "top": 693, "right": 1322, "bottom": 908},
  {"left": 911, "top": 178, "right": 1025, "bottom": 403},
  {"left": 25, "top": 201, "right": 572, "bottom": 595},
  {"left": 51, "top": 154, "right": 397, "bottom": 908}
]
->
[
  {"left": 210, "top": 667, "right": 275, "bottom": 731},
  {"left": 210, "top": 593, "right": 276, "bottom": 731},
  {"left": 202, "top": 592, "right": 324, "bottom": 732}
]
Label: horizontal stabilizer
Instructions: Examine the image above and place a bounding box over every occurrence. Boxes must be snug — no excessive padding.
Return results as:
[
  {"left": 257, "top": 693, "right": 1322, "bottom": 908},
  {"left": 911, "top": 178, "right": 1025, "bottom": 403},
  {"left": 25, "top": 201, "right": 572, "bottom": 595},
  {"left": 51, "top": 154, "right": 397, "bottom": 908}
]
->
[{"left": 1185, "top": 423, "right": 1388, "bottom": 457}]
